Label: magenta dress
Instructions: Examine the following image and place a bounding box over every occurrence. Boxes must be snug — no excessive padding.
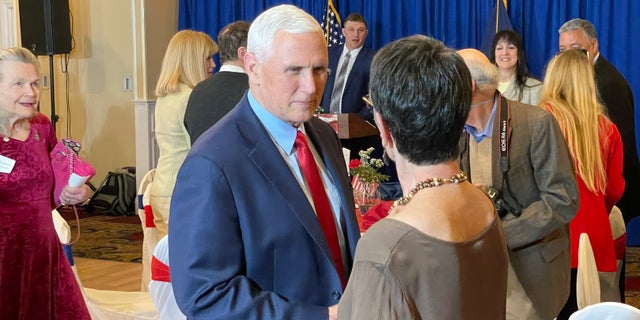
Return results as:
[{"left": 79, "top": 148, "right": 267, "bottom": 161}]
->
[{"left": 0, "top": 113, "right": 90, "bottom": 319}]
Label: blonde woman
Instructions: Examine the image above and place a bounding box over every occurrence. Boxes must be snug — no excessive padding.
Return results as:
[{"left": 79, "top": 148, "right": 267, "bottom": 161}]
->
[
  {"left": 540, "top": 49, "right": 625, "bottom": 319},
  {"left": 150, "top": 30, "right": 218, "bottom": 237}
]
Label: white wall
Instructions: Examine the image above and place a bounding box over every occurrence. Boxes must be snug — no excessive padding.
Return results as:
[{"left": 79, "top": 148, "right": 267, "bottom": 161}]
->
[{"left": 10, "top": 0, "right": 177, "bottom": 187}]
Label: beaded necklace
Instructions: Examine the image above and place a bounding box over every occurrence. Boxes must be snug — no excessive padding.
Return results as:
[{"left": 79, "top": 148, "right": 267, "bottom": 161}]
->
[{"left": 388, "top": 171, "right": 468, "bottom": 213}]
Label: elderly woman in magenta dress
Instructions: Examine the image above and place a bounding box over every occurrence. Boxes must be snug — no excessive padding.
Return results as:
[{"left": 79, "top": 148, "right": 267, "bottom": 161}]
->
[{"left": 0, "top": 47, "right": 91, "bottom": 319}]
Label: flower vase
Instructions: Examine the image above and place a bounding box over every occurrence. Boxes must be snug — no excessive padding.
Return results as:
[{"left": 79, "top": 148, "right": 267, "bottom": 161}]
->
[{"left": 355, "top": 182, "right": 379, "bottom": 215}]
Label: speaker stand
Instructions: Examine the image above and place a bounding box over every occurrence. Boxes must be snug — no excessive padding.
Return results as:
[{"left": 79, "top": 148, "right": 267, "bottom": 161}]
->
[{"left": 48, "top": 54, "right": 59, "bottom": 132}]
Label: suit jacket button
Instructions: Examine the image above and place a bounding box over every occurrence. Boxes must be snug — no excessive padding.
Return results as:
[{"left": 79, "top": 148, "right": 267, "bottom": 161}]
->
[{"left": 331, "top": 291, "right": 341, "bottom": 300}]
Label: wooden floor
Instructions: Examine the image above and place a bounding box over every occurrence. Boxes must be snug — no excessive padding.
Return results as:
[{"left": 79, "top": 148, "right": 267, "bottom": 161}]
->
[{"left": 75, "top": 257, "right": 142, "bottom": 292}]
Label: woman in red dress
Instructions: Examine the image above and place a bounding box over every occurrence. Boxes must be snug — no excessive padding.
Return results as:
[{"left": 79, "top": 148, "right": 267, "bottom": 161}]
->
[
  {"left": 0, "top": 47, "right": 91, "bottom": 319},
  {"left": 540, "top": 49, "right": 625, "bottom": 319}
]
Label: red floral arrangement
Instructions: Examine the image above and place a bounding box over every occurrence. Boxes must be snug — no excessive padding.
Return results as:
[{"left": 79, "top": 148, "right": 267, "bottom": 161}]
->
[{"left": 348, "top": 148, "right": 389, "bottom": 184}]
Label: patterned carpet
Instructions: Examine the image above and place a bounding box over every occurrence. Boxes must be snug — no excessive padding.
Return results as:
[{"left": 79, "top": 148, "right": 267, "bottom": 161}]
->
[
  {"left": 626, "top": 246, "right": 640, "bottom": 308},
  {"left": 60, "top": 207, "right": 143, "bottom": 263}
]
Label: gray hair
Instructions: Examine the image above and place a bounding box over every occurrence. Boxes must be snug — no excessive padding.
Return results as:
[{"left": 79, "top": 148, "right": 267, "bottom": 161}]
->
[
  {"left": 0, "top": 47, "right": 41, "bottom": 81},
  {"left": 465, "top": 57, "right": 498, "bottom": 93},
  {"left": 0, "top": 47, "right": 41, "bottom": 136},
  {"left": 247, "top": 4, "right": 323, "bottom": 62},
  {"left": 558, "top": 18, "right": 598, "bottom": 41}
]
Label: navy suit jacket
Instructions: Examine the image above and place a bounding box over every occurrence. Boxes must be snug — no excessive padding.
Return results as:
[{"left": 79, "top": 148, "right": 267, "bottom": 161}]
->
[
  {"left": 321, "top": 45, "right": 375, "bottom": 121},
  {"left": 169, "top": 93, "right": 361, "bottom": 319}
]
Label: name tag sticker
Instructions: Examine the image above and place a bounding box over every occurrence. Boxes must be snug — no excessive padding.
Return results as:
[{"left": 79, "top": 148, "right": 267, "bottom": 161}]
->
[{"left": 0, "top": 155, "right": 16, "bottom": 173}]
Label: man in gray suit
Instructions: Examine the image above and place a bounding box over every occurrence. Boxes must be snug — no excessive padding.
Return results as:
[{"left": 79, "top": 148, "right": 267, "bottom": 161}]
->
[
  {"left": 457, "top": 48, "right": 579, "bottom": 320},
  {"left": 184, "top": 20, "right": 250, "bottom": 145}
]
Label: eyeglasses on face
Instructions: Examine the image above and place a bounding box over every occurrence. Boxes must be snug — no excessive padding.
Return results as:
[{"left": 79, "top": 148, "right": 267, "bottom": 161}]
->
[
  {"left": 362, "top": 94, "right": 374, "bottom": 111},
  {"left": 557, "top": 47, "right": 589, "bottom": 60}
]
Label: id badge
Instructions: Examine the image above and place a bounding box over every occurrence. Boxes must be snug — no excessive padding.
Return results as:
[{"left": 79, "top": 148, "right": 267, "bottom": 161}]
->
[{"left": 0, "top": 154, "right": 16, "bottom": 173}]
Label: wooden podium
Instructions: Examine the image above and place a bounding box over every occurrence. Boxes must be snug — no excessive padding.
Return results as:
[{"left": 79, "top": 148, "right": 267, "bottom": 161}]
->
[{"left": 317, "top": 113, "right": 379, "bottom": 139}]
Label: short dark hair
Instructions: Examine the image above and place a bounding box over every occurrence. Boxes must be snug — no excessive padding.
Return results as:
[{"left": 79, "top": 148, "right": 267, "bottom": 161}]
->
[
  {"left": 218, "top": 20, "right": 250, "bottom": 64},
  {"left": 343, "top": 13, "right": 367, "bottom": 28},
  {"left": 369, "top": 35, "right": 471, "bottom": 165}
]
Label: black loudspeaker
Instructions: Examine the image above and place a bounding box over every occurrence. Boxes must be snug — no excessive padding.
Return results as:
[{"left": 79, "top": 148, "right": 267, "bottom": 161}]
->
[{"left": 19, "top": 0, "right": 72, "bottom": 55}]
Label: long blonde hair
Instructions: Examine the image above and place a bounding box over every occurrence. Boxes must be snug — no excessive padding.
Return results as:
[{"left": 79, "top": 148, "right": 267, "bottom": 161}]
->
[
  {"left": 154, "top": 30, "right": 218, "bottom": 97},
  {"left": 539, "top": 49, "right": 607, "bottom": 193}
]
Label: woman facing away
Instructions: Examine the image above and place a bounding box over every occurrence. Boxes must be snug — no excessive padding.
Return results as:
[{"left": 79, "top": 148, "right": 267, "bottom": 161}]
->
[
  {"left": 150, "top": 30, "right": 218, "bottom": 237},
  {"left": 0, "top": 47, "right": 92, "bottom": 319},
  {"left": 338, "top": 35, "right": 508, "bottom": 320},
  {"left": 540, "top": 49, "right": 625, "bottom": 319},
  {"left": 491, "top": 29, "right": 542, "bottom": 105}
]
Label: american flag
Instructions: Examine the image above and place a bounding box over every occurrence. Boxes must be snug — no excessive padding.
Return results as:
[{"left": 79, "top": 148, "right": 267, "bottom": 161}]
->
[
  {"left": 352, "top": 174, "right": 363, "bottom": 193},
  {"left": 320, "top": 0, "right": 344, "bottom": 47}
]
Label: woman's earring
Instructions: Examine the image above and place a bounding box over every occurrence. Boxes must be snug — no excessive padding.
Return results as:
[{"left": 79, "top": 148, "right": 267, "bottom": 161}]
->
[{"left": 383, "top": 149, "right": 391, "bottom": 166}]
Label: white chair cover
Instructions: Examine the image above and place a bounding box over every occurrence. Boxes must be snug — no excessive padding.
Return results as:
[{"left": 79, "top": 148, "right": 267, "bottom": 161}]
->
[
  {"left": 138, "top": 169, "right": 159, "bottom": 292},
  {"left": 148, "top": 235, "right": 186, "bottom": 320},
  {"left": 52, "top": 209, "right": 158, "bottom": 320},
  {"left": 598, "top": 205, "right": 626, "bottom": 302},
  {"left": 569, "top": 302, "right": 640, "bottom": 320},
  {"left": 52, "top": 208, "right": 71, "bottom": 244},
  {"left": 610, "top": 206, "right": 626, "bottom": 241},
  {"left": 577, "top": 233, "right": 600, "bottom": 309}
]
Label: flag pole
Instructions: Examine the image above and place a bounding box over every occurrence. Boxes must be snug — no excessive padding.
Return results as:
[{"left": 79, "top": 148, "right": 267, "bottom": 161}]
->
[
  {"left": 324, "top": 1, "right": 332, "bottom": 43},
  {"left": 494, "top": 0, "right": 500, "bottom": 34}
]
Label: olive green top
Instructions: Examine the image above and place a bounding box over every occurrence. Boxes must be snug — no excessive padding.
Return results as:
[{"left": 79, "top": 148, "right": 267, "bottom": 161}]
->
[{"left": 339, "top": 217, "right": 508, "bottom": 320}]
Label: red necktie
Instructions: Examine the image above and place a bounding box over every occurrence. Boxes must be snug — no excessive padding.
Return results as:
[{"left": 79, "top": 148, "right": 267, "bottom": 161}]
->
[{"left": 295, "top": 131, "right": 346, "bottom": 287}]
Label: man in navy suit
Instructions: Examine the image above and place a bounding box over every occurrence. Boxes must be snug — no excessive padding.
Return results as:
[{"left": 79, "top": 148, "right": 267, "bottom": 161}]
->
[
  {"left": 168, "top": 5, "right": 361, "bottom": 320},
  {"left": 320, "top": 13, "right": 399, "bottom": 181},
  {"left": 321, "top": 13, "right": 374, "bottom": 122}
]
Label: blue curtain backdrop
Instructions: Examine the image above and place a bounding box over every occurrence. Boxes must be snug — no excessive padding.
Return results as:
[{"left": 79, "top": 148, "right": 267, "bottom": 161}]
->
[{"left": 178, "top": 0, "right": 640, "bottom": 153}]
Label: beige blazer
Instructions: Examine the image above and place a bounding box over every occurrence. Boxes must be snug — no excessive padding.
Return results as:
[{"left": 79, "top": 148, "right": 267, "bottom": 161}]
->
[{"left": 458, "top": 94, "right": 579, "bottom": 319}]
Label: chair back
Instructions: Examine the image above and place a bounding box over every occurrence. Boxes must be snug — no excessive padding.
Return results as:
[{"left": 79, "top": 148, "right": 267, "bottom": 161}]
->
[
  {"left": 149, "top": 235, "right": 186, "bottom": 320},
  {"left": 138, "top": 169, "right": 159, "bottom": 291},
  {"left": 601, "top": 205, "right": 625, "bottom": 302},
  {"left": 577, "top": 233, "right": 600, "bottom": 309},
  {"left": 569, "top": 302, "right": 640, "bottom": 320},
  {"left": 610, "top": 206, "right": 626, "bottom": 242}
]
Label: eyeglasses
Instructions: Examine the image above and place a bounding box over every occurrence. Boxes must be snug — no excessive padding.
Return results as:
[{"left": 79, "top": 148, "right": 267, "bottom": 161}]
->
[
  {"left": 576, "top": 48, "right": 589, "bottom": 59},
  {"left": 557, "top": 48, "right": 590, "bottom": 60},
  {"left": 362, "top": 94, "right": 374, "bottom": 111}
]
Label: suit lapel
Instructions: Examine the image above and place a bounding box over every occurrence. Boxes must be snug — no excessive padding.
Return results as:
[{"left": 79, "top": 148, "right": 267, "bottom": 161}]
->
[
  {"left": 344, "top": 47, "right": 368, "bottom": 91},
  {"left": 305, "top": 118, "right": 360, "bottom": 258},
  {"left": 305, "top": 119, "right": 352, "bottom": 214},
  {"left": 235, "top": 100, "right": 337, "bottom": 262},
  {"left": 327, "top": 46, "right": 342, "bottom": 92}
]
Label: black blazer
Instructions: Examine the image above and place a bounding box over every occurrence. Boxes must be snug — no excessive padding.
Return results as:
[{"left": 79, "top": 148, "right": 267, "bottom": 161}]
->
[
  {"left": 595, "top": 55, "right": 640, "bottom": 222},
  {"left": 184, "top": 71, "right": 249, "bottom": 145}
]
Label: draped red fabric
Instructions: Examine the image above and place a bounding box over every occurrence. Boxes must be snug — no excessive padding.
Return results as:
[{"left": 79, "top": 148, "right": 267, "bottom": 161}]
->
[
  {"left": 151, "top": 256, "right": 171, "bottom": 282},
  {"left": 144, "top": 205, "right": 155, "bottom": 228}
]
